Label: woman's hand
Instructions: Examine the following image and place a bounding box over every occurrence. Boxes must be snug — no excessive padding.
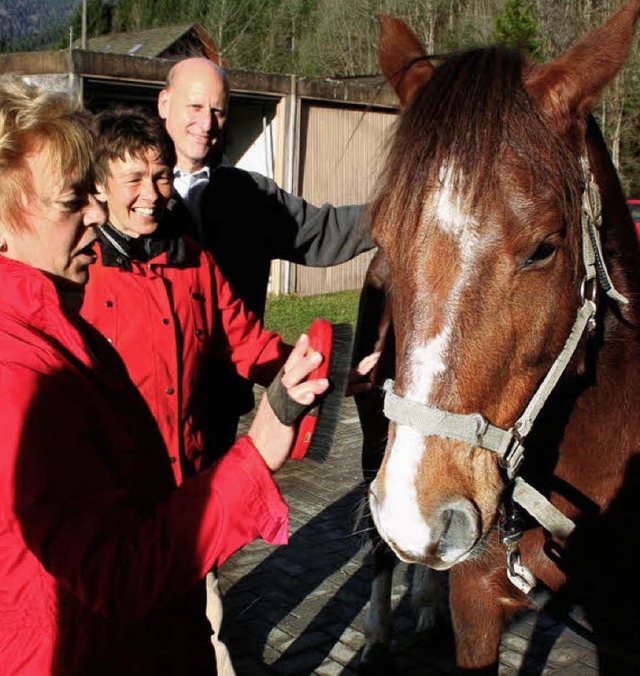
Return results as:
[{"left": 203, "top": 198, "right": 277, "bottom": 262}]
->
[{"left": 248, "top": 333, "right": 329, "bottom": 472}]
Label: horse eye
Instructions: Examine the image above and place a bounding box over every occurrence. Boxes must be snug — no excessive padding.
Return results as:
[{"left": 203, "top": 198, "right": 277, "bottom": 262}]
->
[{"left": 522, "top": 241, "right": 557, "bottom": 269}]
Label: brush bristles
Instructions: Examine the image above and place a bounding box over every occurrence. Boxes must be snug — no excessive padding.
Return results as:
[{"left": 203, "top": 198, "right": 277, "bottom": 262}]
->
[{"left": 306, "top": 323, "right": 354, "bottom": 462}]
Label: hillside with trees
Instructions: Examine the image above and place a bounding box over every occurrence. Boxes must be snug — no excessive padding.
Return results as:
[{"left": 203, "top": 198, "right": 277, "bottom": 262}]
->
[
  {"left": 60, "top": 0, "right": 640, "bottom": 192},
  {"left": 0, "top": 0, "right": 75, "bottom": 50},
  {"left": 2, "top": 0, "right": 640, "bottom": 193}
]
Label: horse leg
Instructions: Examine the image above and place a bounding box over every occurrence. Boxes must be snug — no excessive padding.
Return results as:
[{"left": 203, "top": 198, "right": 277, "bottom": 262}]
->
[
  {"left": 358, "top": 375, "right": 397, "bottom": 674},
  {"left": 361, "top": 541, "right": 397, "bottom": 672},
  {"left": 449, "top": 558, "right": 518, "bottom": 674},
  {"left": 353, "top": 254, "right": 398, "bottom": 672},
  {"left": 410, "top": 566, "right": 450, "bottom": 641},
  {"left": 357, "top": 371, "right": 396, "bottom": 672}
]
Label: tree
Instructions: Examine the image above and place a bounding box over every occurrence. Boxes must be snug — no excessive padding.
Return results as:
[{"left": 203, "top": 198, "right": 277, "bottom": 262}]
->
[
  {"left": 62, "top": 0, "right": 113, "bottom": 44},
  {"left": 493, "top": 0, "right": 543, "bottom": 59},
  {"left": 8, "top": 0, "right": 640, "bottom": 191}
]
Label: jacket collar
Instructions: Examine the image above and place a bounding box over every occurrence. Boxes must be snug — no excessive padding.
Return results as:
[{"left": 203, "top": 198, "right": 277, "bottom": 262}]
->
[
  {"left": 0, "top": 254, "right": 61, "bottom": 325},
  {"left": 97, "top": 220, "right": 188, "bottom": 270},
  {"left": 0, "top": 255, "right": 95, "bottom": 365}
]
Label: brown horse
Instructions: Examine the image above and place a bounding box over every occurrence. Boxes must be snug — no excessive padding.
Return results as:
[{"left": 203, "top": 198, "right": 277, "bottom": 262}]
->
[{"left": 355, "top": 2, "right": 640, "bottom": 673}]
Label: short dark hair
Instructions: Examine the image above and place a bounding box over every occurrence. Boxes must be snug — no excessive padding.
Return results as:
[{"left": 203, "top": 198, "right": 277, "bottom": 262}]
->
[{"left": 92, "top": 106, "right": 176, "bottom": 184}]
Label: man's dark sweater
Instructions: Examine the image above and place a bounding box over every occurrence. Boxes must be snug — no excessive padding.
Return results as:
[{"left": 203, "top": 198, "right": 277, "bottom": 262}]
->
[{"left": 167, "top": 159, "right": 373, "bottom": 458}]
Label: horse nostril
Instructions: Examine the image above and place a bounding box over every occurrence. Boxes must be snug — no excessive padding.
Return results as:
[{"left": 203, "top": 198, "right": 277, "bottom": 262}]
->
[{"left": 437, "top": 500, "right": 479, "bottom": 563}]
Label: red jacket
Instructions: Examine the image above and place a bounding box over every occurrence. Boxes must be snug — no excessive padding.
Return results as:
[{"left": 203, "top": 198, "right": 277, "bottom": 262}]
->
[
  {"left": 82, "top": 231, "right": 289, "bottom": 484},
  {"left": 0, "top": 255, "right": 288, "bottom": 675}
]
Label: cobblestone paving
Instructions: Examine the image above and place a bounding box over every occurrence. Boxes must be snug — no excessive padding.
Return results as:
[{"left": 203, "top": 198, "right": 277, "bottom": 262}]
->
[{"left": 219, "top": 393, "right": 598, "bottom": 675}]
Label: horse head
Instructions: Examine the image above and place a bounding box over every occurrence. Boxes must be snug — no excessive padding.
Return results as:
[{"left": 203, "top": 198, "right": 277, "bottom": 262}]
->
[{"left": 369, "top": 2, "right": 640, "bottom": 571}]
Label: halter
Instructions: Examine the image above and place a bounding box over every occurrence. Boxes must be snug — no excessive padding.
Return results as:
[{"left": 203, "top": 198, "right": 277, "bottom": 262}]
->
[{"left": 382, "top": 155, "right": 628, "bottom": 594}]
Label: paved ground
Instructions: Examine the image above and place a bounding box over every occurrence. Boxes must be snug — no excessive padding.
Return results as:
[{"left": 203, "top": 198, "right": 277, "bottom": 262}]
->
[{"left": 218, "top": 392, "right": 599, "bottom": 675}]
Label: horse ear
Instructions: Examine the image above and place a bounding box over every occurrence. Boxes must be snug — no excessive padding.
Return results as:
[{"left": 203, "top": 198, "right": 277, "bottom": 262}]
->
[
  {"left": 377, "top": 14, "right": 435, "bottom": 107},
  {"left": 525, "top": 0, "right": 640, "bottom": 127}
]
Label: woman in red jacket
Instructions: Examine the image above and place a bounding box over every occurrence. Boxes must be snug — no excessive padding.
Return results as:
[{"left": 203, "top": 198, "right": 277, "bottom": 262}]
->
[
  {"left": 0, "top": 81, "right": 327, "bottom": 675},
  {"left": 82, "top": 107, "right": 291, "bottom": 483},
  {"left": 81, "top": 106, "right": 297, "bottom": 675}
]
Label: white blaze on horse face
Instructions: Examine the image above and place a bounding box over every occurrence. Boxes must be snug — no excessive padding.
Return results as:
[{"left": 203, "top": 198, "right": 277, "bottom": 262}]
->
[
  {"left": 375, "top": 332, "right": 450, "bottom": 557},
  {"left": 373, "top": 163, "right": 482, "bottom": 560},
  {"left": 408, "top": 329, "right": 451, "bottom": 402},
  {"left": 434, "top": 162, "right": 480, "bottom": 246},
  {"left": 376, "top": 425, "right": 433, "bottom": 558}
]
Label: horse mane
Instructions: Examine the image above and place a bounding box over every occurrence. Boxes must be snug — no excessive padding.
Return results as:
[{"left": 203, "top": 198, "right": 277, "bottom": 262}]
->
[{"left": 371, "top": 47, "right": 583, "bottom": 257}]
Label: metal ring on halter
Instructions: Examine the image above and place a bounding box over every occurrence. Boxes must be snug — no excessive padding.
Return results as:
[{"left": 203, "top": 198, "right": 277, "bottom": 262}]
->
[
  {"left": 506, "top": 547, "right": 536, "bottom": 595},
  {"left": 580, "top": 276, "right": 597, "bottom": 304},
  {"left": 580, "top": 277, "right": 598, "bottom": 332}
]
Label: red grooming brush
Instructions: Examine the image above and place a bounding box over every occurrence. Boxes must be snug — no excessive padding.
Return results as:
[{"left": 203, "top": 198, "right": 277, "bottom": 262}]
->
[{"left": 290, "top": 318, "right": 353, "bottom": 462}]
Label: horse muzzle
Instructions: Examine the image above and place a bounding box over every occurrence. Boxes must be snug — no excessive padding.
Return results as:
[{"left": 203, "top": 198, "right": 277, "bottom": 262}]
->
[{"left": 369, "top": 485, "right": 481, "bottom": 568}]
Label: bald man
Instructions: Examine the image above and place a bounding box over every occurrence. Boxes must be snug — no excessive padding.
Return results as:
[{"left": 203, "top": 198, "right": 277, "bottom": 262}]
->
[
  {"left": 158, "top": 57, "right": 373, "bottom": 456},
  {"left": 158, "top": 59, "right": 229, "bottom": 178}
]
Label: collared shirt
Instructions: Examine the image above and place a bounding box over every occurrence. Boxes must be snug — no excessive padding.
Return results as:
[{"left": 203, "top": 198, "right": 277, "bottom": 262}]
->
[{"left": 173, "top": 166, "right": 210, "bottom": 227}]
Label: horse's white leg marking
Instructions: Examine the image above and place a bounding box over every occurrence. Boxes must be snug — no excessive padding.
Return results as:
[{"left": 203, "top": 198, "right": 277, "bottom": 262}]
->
[{"left": 363, "top": 567, "right": 393, "bottom": 658}]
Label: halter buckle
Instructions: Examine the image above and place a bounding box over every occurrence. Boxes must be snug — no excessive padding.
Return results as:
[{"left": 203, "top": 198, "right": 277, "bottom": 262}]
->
[
  {"left": 580, "top": 275, "right": 597, "bottom": 304},
  {"left": 500, "top": 494, "right": 537, "bottom": 595},
  {"left": 500, "top": 427, "right": 524, "bottom": 479},
  {"left": 471, "top": 413, "right": 489, "bottom": 446}
]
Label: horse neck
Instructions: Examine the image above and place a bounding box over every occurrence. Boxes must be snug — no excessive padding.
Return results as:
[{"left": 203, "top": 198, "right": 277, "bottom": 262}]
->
[
  {"left": 525, "top": 123, "right": 640, "bottom": 499},
  {"left": 587, "top": 116, "right": 640, "bottom": 309},
  {"left": 588, "top": 117, "right": 640, "bottom": 377}
]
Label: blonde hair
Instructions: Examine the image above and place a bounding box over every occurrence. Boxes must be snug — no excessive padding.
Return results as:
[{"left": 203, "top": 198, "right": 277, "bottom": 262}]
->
[{"left": 0, "top": 79, "right": 94, "bottom": 232}]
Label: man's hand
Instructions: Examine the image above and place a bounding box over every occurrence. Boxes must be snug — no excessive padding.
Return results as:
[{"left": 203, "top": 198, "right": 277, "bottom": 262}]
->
[{"left": 346, "top": 351, "right": 381, "bottom": 396}]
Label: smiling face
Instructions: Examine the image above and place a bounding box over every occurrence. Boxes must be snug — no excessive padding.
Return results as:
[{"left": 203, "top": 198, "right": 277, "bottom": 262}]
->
[
  {"left": 97, "top": 147, "right": 173, "bottom": 238},
  {"left": 3, "top": 145, "right": 104, "bottom": 285},
  {"left": 158, "top": 58, "right": 228, "bottom": 172}
]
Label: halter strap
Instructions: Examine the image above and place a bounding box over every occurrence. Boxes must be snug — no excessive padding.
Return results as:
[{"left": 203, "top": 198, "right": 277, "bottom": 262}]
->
[
  {"left": 383, "top": 296, "right": 597, "bottom": 481},
  {"left": 580, "top": 156, "right": 628, "bottom": 306},
  {"left": 383, "top": 380, "right": 524, "bottom": 474}
]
